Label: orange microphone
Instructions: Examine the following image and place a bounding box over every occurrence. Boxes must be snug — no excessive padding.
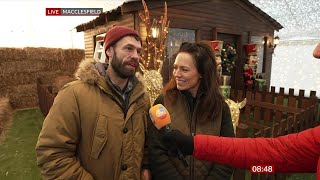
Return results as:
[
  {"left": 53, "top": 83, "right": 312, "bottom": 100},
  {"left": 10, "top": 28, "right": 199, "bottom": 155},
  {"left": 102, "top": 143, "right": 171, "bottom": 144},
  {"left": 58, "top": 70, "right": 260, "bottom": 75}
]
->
[
  {"left": 149, "top": 104, "right": 171, "bottom": 130},
  {"left": 149, "top": 104, "right": 189, "bottom": 167}
]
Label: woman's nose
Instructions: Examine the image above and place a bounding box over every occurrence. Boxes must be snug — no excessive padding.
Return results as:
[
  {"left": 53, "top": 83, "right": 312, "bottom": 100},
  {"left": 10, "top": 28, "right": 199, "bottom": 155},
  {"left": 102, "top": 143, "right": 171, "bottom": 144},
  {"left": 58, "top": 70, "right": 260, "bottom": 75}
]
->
[{"left": 173, "top": 69, "right": 181, "bottom": 77}]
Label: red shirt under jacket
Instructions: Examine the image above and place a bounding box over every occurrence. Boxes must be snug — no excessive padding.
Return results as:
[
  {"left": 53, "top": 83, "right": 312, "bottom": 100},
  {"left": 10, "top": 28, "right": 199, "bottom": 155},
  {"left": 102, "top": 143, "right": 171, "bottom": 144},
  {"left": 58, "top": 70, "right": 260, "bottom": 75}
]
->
[{"left": 194, "top": 126, "right": 320, "bottom": 179}]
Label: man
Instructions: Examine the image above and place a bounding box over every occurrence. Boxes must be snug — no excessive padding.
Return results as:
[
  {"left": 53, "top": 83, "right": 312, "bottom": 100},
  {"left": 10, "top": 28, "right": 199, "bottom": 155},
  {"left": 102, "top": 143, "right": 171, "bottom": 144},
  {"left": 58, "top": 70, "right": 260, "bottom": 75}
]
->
[{"left": 36, "top": 26, "right": 151, "bottom": 180}]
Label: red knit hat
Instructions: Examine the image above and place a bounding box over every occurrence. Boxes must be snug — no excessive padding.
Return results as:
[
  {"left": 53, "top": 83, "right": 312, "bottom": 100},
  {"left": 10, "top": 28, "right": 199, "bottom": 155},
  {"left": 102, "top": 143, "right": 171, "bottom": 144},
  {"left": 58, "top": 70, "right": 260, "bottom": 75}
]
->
[{"left": 104, "top": 26, "right": 141, "bottom": 51}]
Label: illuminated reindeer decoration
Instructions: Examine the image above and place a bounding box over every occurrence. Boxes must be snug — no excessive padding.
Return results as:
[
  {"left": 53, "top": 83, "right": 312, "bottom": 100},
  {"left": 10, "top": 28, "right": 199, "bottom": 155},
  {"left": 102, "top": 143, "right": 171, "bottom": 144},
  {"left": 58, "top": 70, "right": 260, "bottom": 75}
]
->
[
  {"left": 138, "top": 0, "right": 170, "bottom": 103},
  {"left": 225, "top": 98, "right": 247, "bottom": 134}
]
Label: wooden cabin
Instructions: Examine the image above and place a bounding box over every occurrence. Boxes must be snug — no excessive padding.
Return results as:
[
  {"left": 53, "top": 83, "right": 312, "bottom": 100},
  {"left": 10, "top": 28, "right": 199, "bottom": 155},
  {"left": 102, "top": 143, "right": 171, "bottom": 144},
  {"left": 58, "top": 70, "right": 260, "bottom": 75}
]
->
[{"left": 76, "top": 0, "right": 283, "bottom": 90}]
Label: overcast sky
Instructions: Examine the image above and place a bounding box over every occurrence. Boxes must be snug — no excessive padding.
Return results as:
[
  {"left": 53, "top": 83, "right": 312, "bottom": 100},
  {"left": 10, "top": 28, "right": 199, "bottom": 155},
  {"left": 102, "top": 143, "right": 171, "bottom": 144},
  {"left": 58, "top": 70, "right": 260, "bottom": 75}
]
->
[{"left": 0, "top": 0, "right": 123, "bottom": 49}]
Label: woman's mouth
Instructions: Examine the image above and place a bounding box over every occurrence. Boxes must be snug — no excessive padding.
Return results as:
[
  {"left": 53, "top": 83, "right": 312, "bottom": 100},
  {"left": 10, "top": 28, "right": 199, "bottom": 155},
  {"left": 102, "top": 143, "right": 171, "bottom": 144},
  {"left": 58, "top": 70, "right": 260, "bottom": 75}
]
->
[{"left": 176, "top": 79, "right": 186, "bottom": 85}]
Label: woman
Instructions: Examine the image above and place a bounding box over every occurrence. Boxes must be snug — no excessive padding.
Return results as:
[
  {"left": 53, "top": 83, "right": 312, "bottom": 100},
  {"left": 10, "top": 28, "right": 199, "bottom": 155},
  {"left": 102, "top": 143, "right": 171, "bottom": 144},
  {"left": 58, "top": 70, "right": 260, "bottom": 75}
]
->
[{"left": 148, "top": 42, "right": 235, "bottom": 180}]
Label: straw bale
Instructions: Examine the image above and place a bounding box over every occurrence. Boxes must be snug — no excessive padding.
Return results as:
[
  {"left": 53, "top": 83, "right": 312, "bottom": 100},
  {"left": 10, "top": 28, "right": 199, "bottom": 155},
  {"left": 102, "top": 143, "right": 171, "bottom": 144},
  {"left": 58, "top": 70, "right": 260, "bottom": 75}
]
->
[
  {"left": 0, "top": 72, "right": 40, "bottom": 87},
  {"left": 0, "top": 86, "right": 8, "bottom": 97},
  {"left": 61, "top": 49, "right": 84, "bottom": 72},
  {"left": 25, "top": 47, "right": 64, "bottom": 62},
  {"left": 0, "top": 60, "right": 47, "bottom": 74},
  {"left": 0, "top": 97, "right": 13, "bottom": 137},
  {"left": 6, "top": 84, "right": 37, "bottom": 98},
  {"left": 63, "top": 49, "right": 85, "bottom": 62},
  {"left": 0, "top": 47, "right": 85, "bottom": 109},
  {"left": 10, "top": 96, "right": 38, "bottom": 109},
  {"left": 54, "top": 75, "right": 75, "bottom": 91},
  {"left": 36, "top": 71, "right": 58, "bottom": 84},
  {"left": 43, "top": 59, "right": 63, "bottom": 72},
  {"left": 6, "top": 84, "right": 37, "bottom": 109},
  {"left": 0, "top": 48, "right": 27, "bottom": 62}
]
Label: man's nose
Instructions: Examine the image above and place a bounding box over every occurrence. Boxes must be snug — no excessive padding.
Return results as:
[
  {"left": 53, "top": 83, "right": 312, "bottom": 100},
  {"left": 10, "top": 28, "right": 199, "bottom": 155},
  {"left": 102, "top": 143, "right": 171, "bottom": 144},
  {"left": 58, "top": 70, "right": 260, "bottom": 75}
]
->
[{"left": 131, "top": 50, "right": 140, "bottom": 60}]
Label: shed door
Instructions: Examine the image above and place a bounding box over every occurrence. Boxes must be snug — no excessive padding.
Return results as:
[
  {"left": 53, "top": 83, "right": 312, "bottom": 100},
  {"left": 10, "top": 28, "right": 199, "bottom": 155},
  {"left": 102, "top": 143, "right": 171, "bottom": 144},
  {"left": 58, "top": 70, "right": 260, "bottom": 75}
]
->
[{"left": 217, "top": 33, "right": 242, "bottom": 89}]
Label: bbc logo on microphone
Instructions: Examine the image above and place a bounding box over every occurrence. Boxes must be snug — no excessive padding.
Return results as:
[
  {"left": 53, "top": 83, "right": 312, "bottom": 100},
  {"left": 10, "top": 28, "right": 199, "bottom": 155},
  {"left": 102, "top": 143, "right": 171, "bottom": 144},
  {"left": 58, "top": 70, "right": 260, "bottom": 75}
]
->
[{"left": 46, "top": 8, "right": 103, "bottom": 16}]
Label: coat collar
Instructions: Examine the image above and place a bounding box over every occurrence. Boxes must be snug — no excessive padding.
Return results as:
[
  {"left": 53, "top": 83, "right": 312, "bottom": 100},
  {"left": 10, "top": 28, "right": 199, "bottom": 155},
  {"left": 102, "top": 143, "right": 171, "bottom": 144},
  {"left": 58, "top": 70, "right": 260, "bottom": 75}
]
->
[{"left": 74, "top": 58, "right": 146, "bottom": 101}]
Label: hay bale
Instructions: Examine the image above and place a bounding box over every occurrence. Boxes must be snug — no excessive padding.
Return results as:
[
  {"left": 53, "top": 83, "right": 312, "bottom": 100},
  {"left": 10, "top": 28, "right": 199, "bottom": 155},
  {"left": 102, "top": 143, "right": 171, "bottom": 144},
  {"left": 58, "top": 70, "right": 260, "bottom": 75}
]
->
[
  {"left": 54, "top": 75, "right": 75, "bottom": 92},
  {"left": 6, "top": 84, "right": 37, "bottom": 109},
  {"left": 0, "top": 60, "right": 46, "bottom": 74},
  {"left": 25, "top": 47, "right": 64, "bottom": 61},
  {"left": 61, "top": 49, "right": 84, "bottom": 73},
  {"left": 0, "top": 47, "right": 85, "bottom": 109},
  {"left": 0, "top": 48, "right": 27, "bottom": 62},
  {"left": 0, "top": 97, "right": 13, "bottom": 137},
  {"left": 10, "top": 96, "right": 38, "bottom": 109}
]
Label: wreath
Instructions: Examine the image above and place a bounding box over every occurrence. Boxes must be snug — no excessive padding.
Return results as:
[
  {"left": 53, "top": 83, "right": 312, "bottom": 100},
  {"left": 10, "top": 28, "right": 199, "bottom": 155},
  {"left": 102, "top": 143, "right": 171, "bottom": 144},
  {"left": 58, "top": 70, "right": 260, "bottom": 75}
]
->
[{"left": 221, "top": 43, "right": 237, "bottom": 75}]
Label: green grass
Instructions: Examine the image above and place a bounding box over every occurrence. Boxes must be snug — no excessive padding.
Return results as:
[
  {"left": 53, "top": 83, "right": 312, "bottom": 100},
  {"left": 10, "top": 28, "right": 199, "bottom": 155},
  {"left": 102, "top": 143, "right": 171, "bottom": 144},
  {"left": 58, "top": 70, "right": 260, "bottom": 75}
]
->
[{"left": 0, "top": 108, "right": 43, "bottom": 180}]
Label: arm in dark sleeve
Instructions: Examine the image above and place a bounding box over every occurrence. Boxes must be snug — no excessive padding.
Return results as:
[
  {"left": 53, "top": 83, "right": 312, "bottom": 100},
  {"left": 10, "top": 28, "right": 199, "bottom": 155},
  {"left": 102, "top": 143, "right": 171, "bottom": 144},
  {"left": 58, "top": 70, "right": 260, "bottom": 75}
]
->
[
  {"left": 148, "top": 95, "right": 181, "bottom": 179},
  {"left": 211, "top": 101, "right": 235, "bottom": 179}
]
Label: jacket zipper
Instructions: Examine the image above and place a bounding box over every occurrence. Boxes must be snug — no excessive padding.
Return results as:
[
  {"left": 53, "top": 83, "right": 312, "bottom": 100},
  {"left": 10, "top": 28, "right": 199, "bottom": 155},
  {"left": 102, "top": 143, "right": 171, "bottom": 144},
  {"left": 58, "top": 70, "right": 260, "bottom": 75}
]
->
[
  {"left": 102, "top": 86, "right": 145, "bottom": 116},
  {"left": 190, "top": 97, "right": 202, "bottom": 180},
  {"left": 182, "top": 95, "right": 193, "bottom": 180}
]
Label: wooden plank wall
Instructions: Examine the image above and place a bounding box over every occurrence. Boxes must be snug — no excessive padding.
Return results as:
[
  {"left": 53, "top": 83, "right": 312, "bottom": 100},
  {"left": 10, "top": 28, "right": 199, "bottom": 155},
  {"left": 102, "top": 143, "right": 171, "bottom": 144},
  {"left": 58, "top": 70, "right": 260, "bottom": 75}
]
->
[{"left": 83, "top": 14, "right": 135, "bottom": 60}]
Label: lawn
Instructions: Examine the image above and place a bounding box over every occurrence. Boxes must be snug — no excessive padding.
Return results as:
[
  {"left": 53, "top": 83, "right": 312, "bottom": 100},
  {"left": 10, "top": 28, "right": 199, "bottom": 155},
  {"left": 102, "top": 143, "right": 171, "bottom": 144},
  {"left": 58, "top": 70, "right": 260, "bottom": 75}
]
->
[{"left": 0, "top": 108, "right": 43, "bottom": 180}]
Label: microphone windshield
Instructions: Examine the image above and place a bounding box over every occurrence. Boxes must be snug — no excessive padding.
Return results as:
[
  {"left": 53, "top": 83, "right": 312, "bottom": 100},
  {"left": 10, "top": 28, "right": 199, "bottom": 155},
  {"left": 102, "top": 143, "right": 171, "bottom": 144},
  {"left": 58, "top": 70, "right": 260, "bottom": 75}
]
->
[{"left": 149, "top": 104, "right": 171, "bottom": 129}]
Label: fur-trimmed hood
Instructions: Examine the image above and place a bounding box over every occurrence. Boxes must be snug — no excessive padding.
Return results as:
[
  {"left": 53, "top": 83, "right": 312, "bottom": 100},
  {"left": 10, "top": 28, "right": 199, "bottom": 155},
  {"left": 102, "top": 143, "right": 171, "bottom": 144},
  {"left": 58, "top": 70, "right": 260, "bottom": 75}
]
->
[
  {"left": 74, "top": 59, "right": 102, "bottom": 84},
  {"left": 74, "top": 58, "right": 147, "bottom": 88}
]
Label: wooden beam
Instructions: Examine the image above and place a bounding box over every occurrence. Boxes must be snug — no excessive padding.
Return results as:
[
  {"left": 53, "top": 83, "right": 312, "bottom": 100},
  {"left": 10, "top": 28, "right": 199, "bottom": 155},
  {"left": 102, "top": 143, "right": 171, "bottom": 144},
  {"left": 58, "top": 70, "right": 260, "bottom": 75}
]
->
[
  {"left": 212, "top": 27, "right": 217, "bottom": 40},
  {"left": 121, "top": 0, "right": 210, "bottom": 14}
]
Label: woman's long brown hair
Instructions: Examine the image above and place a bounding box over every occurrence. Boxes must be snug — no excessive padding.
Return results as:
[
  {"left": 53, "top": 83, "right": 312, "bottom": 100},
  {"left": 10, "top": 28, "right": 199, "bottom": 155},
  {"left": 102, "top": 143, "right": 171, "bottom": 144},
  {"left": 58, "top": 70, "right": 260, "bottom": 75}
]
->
[{"left": 163, "top": 41, "right": 224, "bottom": 122}]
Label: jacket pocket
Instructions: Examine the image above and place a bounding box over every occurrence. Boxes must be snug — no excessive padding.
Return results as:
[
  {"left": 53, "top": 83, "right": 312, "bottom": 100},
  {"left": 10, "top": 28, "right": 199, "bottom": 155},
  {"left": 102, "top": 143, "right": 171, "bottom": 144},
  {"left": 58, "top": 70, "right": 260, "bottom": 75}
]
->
[{"left": 90, "top": 114, "right": 108, "bottom": 159}]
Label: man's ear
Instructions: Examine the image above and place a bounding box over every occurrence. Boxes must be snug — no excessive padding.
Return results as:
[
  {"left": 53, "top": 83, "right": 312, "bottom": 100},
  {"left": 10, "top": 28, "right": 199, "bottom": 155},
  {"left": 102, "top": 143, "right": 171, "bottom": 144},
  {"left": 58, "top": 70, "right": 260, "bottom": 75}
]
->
[{"left": 106, "top": 47, "right": 113, "bottom": 58}]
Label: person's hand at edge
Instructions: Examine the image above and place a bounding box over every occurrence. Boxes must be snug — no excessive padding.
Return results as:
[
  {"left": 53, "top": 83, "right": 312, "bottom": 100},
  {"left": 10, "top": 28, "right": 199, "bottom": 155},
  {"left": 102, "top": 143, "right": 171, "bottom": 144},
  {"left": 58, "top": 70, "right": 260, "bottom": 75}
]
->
[{"left": 162, "top": 129, "right": 194, "bottom": 156}]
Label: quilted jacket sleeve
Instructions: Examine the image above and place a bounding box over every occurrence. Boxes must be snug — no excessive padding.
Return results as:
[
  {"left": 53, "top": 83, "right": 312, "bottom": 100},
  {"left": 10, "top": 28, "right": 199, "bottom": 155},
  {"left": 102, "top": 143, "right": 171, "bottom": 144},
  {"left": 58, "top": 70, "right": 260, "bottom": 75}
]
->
[{"left": 194, "top": 126, "right": 320, "bottom": 173}]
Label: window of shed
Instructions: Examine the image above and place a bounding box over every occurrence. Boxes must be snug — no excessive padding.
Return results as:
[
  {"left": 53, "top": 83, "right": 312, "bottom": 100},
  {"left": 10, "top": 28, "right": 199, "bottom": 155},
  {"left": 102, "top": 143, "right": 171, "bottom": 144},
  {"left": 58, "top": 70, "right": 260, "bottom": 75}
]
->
[{"left": 162, "top": 28, "right": 195, "bottom": 83}]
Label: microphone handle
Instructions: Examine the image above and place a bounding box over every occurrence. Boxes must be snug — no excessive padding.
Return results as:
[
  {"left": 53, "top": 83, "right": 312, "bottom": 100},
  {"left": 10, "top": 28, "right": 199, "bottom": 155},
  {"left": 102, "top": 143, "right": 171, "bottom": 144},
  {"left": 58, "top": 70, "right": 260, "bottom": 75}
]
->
[
  {"left": 160, "top": 125, "right": 189, "bottom": 167},
  {"left": 175, "top": 143, "right": 189, "bottom": 167}
]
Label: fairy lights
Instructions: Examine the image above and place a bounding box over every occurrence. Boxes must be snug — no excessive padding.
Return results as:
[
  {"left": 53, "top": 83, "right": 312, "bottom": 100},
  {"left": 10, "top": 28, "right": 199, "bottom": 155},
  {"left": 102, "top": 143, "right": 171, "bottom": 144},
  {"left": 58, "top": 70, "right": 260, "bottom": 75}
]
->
[{"left": 139, "top": 0, "right": 170, "bottom": 71}]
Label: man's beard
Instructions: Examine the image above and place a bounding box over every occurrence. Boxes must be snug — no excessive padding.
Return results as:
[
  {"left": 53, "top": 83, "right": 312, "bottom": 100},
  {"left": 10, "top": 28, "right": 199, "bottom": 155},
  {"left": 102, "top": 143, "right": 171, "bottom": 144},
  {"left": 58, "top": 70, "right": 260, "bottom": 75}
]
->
[{"left": 111, "top": 52, "right": 138, "bottom": 79}]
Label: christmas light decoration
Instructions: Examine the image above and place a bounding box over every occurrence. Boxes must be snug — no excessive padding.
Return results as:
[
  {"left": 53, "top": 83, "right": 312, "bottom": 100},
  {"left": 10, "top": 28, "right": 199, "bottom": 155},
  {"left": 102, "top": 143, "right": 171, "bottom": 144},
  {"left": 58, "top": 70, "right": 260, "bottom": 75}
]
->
[
  {"left": 139, "top": 0, "right": 170, "bottom": 71},
  {"left": 137, "top": 0, "right": 170, "bottom": 103}
]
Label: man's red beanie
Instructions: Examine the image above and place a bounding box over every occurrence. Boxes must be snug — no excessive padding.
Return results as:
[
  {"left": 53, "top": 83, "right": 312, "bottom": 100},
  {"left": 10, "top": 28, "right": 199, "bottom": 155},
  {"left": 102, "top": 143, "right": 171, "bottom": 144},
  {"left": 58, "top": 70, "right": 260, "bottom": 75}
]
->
[{"left": 104, "top": 26, "right": 141, "bottom": 51}]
